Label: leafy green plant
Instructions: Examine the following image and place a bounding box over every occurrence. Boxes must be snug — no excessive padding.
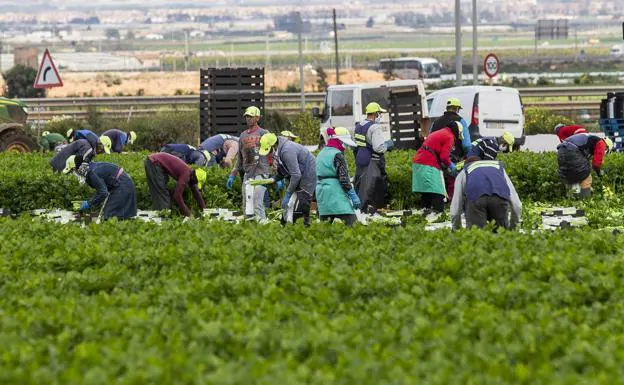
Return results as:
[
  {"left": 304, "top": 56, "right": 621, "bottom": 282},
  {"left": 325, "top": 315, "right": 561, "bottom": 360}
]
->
[{"left": 524, "top": 108, "right": 575, "bottom": 135}]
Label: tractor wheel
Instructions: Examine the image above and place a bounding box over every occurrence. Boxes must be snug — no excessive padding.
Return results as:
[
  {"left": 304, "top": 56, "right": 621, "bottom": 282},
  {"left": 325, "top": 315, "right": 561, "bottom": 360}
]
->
[{"left": 0, "top": 130, "right": 39, "bottom": 153}]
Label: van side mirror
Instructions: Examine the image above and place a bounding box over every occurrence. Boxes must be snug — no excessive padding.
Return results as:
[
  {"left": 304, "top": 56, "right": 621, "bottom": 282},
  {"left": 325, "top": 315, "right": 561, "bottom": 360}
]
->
[{"left": 311, "top": 107, "right": 321, "bottom": 118}]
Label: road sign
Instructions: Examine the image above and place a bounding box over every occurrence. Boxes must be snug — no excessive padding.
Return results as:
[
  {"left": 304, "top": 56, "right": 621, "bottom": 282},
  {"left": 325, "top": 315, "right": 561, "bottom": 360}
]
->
[
  {"left": 33, "top": 49, "right": 63, "bottom": 89},
  {"left": 484, "top": 53, "right": 500, "bottom": 78}
]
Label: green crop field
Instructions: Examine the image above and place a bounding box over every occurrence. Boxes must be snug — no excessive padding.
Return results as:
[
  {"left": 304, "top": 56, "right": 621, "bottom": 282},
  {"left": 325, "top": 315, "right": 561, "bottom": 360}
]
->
[{"left": 3, "top": 150, "right": 624, "bottom": 383}]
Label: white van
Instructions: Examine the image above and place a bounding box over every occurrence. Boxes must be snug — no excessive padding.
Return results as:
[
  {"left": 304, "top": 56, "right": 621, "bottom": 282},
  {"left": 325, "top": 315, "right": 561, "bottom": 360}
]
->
[
  {"left": 312, "top": 79, "right": 428, "bottom": 145},
  {"left": 611, "top": 44, "right": 624, "bottom": 58},
  {"left": 426, "top": 86, "right": 525, "bottom": 147}
]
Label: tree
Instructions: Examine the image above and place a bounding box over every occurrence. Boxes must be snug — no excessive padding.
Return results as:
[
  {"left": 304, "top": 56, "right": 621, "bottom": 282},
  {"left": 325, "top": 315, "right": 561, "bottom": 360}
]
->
[
  {"left": 366, "top": 17, "right": 375, "bottom": 28},
  {"left": 3, "top": 65, "right": 44, "bottom": 98},
  {"left": 125, "top": 30, "right": 136, "bottom": 40},
  {"left": 106, "top": 28, "right": 121, "bottom": 40},
  {"left": 316, "top": 66, "right": 328, "bottom": 92}
]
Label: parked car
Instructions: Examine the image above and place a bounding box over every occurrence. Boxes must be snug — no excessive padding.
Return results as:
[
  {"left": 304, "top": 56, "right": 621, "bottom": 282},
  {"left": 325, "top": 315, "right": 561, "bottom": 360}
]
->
[{"left": 426, "top": 86, "right": 526, "bottom": 148}]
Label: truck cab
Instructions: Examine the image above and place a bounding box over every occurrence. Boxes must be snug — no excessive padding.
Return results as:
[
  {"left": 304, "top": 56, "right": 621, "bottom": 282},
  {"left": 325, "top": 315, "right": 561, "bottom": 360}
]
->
[{"left": 313, "top": 80, "right": 428, "bottom": 145}]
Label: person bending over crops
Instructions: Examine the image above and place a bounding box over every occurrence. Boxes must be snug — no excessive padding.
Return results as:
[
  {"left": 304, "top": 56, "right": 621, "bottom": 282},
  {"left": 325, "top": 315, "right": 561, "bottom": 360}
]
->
[
  {"left": 554, "top": 123, "right": 587, "bottom": 143},
  {"left": 466, "top": 132, "right": 515, "bottom": 161},
  {"left": 557, "top": 133, "right": 614, "bottom": 198},
  {"left": 62, "top": 154, "right": 137, "bottom": 220},
  {"left": 315, "top": 127, "right": 360, "bottom": 227},
  {"left": 199, "top": 134, "right": 239, "bottom": 169},
  {"left": 100, "top": 129, "right": 137, "bottom": 153},
  {"left": 39, "top": 131, "right": 67, "bottom": 152},
  {"left": 256, "top": 132, "right": 317, "bottom": 226},
  {"left": 225, "top": 106, "right": 273, "bottom": 221},
  {"left": 412, "top": 121, "right": 462, "bottom": 214},
  {"left": 144, "top": 152, "right": 207, "bottom": 217},
  {"left": 66, "top": 129, "right": 100, "bottom": 151},
  {"left": 161, "top": 143, "right": 211, "bottom": 167},
  {"left": 450, "top": 157, "right": 522, "bottom": 230},
  {"left": 50, "top": 139, "right": 95, "bottom": 173}
]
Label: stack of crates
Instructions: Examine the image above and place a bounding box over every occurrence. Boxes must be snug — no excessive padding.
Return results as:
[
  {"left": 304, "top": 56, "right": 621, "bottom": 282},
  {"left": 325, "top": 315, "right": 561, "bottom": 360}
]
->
[
  {"left": 599, "top": 92, "right": 624, "bottom": 152},
  {"left": 199, "top": 68, "right": 264, "bottom": 141}
]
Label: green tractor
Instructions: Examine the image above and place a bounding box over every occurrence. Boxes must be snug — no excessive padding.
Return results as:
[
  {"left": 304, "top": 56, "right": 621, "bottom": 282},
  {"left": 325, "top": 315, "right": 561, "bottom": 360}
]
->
[{"left": 0, "top": 97, "right": 38, "bottom": 153}]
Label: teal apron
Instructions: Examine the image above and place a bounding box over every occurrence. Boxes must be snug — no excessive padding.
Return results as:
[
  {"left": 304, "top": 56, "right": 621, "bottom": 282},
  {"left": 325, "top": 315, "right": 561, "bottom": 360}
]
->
[{"left": 315, "top": 147, "right": 354, "bottom": 216}]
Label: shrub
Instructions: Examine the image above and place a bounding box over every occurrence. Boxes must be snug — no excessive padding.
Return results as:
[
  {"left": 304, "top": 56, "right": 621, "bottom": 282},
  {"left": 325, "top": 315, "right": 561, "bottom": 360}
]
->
[{"left": 524, "top": 108, "right": 575, "bottom": 135}]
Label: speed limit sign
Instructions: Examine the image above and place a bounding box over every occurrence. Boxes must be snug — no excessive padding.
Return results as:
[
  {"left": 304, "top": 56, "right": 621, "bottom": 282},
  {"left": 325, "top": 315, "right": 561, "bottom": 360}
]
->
[{"left": 484, "top": 53, "right": 500, "bottom": 78}]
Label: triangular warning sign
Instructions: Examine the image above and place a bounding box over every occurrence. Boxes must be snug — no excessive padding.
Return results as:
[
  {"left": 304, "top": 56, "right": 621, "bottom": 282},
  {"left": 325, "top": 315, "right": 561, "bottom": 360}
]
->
[{"left": 33, "top": 49, "right": 63, "bottom": 89}]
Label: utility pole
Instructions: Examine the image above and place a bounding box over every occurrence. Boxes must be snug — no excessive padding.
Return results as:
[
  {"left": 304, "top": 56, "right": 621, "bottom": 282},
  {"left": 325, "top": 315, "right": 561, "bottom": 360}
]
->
[
  {"left": 455, "top": 0, "right": 463, "bottom": 86},
  {"left": 333, "top": 8, "right": 340, "bottom": 84},
  {"left": 297, "top": 12, "right": 305, "bottom": 111},
  {"left": 184, "top": 30, "right": 189, "bottom": 71},
  {"left": 472, "top": 0, "right": 478, "bottom": 85}
]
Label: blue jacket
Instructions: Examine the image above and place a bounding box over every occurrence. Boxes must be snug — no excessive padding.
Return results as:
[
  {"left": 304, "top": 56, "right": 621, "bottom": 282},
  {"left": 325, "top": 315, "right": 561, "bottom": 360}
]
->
[{"left": 102, "top": 129, "right": 128, "bottom": 153}]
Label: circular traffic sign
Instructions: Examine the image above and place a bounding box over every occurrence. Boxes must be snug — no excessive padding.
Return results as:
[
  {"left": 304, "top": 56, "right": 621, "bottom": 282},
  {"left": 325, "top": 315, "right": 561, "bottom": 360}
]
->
[{"left": 484, "top": 53, "right": 500, "bottom": 78}]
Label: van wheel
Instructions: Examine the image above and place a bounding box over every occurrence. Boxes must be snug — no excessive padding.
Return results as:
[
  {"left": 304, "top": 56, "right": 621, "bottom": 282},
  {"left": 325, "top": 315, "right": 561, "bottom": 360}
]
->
[{"left": 512, "top": 143, "right": 521, "bottom": 152}]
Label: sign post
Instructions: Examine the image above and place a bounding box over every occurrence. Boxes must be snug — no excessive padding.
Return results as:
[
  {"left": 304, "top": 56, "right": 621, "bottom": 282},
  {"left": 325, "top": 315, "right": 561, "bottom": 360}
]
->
[
  {"left": 483, "top": 53, "right": 500, "bottom": 85},
  {"left": 33, "top": 49, "right": 63, "bottom": 136}
]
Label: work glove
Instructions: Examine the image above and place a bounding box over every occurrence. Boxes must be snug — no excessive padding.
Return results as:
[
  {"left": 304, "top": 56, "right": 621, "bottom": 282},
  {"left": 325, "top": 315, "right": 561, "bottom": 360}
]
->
[
  {"left": 456, "top": 160, "right": 465, "bottom": 171},
  {"left": 347, "top": 188, "right": 361, "bottom": 210},
  {"left": 282, "top": 192, "right": 292, "bottom": 210},
  {"left": 226, "top": 175, "right": 235, "bottom": 190},
  {"left": 449, "top": 162, "right": 458, "bottom": 175},
  {"left": 384, "top": 140, "right": 394, "bottom": 151},
  {"left": 276, "top": 180, "right": 285, "bottom": 191},
  {"left": 79, "top": 201, "right": 90, "bottom": 212}
]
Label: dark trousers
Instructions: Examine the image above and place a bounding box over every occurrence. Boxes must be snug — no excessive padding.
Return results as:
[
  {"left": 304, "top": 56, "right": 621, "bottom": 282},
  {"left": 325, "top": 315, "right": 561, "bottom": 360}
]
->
[
  {"left": 421, "top": 193, "right": 445, "bottom": 213},
  {"left": 144, "top": 158, "right": 171, "bottom": 210},
  {"left": 320, "top": 214, "right": 356, "bottom": 227},
  {"left": 465, "top": 195, "right": 510, "bottom": 229},
  {"left": 282, "top": 190, "right": 312, "bottom": 227}
]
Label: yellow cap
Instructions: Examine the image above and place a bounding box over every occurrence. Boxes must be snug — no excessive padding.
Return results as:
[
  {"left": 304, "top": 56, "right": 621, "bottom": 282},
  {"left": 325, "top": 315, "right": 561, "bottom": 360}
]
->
[
  {"left": 446, "top": 98, "right": 462, "bottom": 109},
  {"left": 365, "top": 102, "right": 387, "bottom": 114},
  {"left": 332, "top": 126, "right": 357, "bottom": 147},
  {"left": 63, "top": 155, "right": 77, "bottom": 174},
  {"left": 281, "top": 130, "right": 299, "bottom": 139},
  {"left": 259, "top": 133, "right": 278, "bottom": 156},
  {"left": 42, "top": 131, "right": 50, "bottom": 137},
  {"left": 195, "top": 168, "right": 207, "bottom": 190},
  {"left": 66, "top": 129, "right": 74, "bottom": 142},
  {"left": 128, "top": 131, "right": 137, "bottom": 144},
  {"left": 604, "top": 137, "right": 614, "bottom": 153},
  {"left": 244, "top": 106, "right": 261, "bottom": 117},
  {"left": 99, "top": 135, "right": 112, "bottom": 154},
  {"left": 502, "top": 132, "right": 515, "bottom": 152}
]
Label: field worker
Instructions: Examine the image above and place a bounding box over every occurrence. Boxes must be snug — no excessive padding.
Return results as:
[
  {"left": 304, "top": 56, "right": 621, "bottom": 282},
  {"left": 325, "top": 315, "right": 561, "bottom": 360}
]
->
[
  {"left": 100, "top": 129, "right": 137, "bottom": 153},
  {"left": 554, "top": 123, "right": 588, "bottom": 143},
  {"left": 144, "top": 152, "right": 207, "bottom": 217},
  {"left": 316, "top": 127, "right": 360, "bottom": 227},
  {"left": 257, "top": 132, "right": 316, "bottom": 226},
  {"left": 226, "top": 106, "right": 272, "bottom": 221},
  {"left": 280, "top": 130, "right": 301, "bottom": 143},
  {"left": 450, "top": 157, "right": 522, "bottom": 230},
  {"left": 557, "top": 133, "right": 613, "bottom": 198},
  {"left": 62, "top": 154, "right": 137, "bottom": 220},
  {"left": 50, "top": 139, "right": 95, "bottom": 173},
  {"left": 412, "top": 121, "right": 462, "bottom": 214},
  {"left": 429, "top": 97, "right": 472, "bottom": 159},
  {"left": 39, "top": 131, "right": 67, "bottom": 152},
  {"left": 67, "top": 129, "right": 100, "bottom": 150},
  {"left": 161, "top": 143, "right": 211, "bottom": 167},
  {"left": 199, "top": 134, "right": 239, "bottom": 169},
  {"left": 354, "top": 102, "right": 393, "bottom": 214},
  {"left": 466, "top": 132, "right": 515, "bottom": 161}
]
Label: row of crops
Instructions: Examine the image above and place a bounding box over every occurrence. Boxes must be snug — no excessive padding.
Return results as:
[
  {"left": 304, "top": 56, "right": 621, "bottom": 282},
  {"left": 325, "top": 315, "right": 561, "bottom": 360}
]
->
[{"left": 3, "top": 150, "right": 624, "bottom": 383}]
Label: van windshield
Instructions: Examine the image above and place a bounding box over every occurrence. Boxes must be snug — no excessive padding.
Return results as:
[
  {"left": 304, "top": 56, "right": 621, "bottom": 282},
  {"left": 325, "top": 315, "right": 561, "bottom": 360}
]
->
[
  {"left": 330, "top": 90, "right": 354, "bottom": 116},
  {"left": 361, "top": 87, "right": 390, "bottom": 114}
]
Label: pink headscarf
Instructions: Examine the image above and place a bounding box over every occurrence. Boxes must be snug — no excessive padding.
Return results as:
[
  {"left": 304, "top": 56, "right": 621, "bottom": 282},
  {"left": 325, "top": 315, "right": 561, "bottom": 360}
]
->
[{"left": 325, "top": 127, "right": 345, "bottom": 152}]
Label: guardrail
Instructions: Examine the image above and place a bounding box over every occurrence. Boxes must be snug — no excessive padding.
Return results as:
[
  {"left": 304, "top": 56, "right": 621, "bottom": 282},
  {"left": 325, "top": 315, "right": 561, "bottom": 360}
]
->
[{"left": 20, "top": 87, "right": 624, "bottom": 122}]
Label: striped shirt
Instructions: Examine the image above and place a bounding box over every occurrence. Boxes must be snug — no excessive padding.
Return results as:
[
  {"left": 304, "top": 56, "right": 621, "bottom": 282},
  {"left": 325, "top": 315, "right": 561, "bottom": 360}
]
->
[{"left": 467, "top": 137, "right": 500, "bottom": 161}]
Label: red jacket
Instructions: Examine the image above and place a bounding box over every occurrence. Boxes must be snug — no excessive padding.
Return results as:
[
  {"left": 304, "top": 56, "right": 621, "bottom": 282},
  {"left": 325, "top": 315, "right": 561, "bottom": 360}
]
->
[
  {"left": 556, "top": 125, "right": 587, "bottom": 142},
  {"left": 412, "top": 128, "right": 454, "bottom": 169},
  {"left": 592, "top": 139, "right": 607, "bottom": 169},
  {"left": 148, "top": 152, "right": 206, "bottom": 216}
]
